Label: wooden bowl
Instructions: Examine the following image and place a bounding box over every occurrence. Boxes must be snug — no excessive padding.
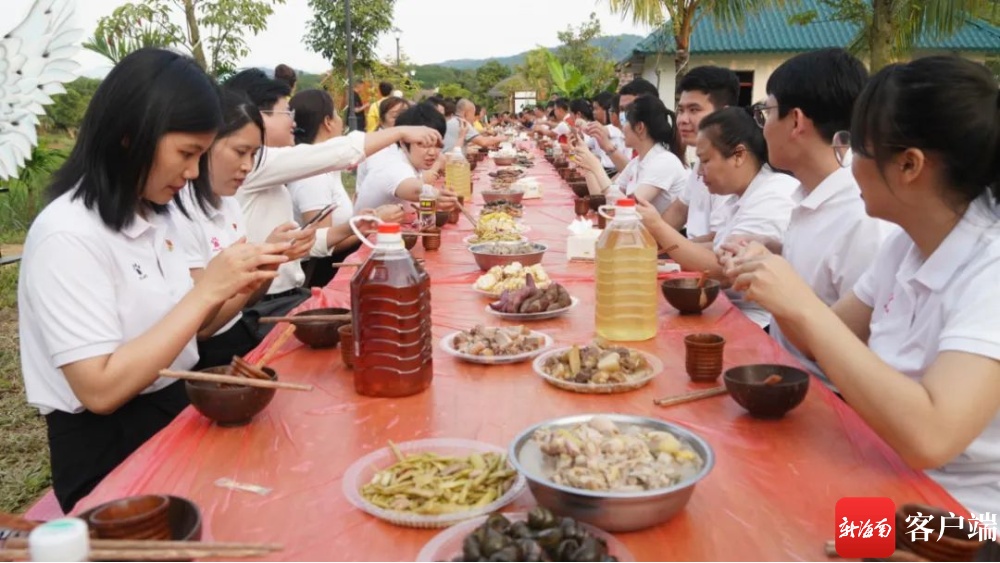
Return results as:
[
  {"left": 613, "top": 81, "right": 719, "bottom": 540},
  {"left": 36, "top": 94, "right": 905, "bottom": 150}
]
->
[
  {"left": 291, "top": 307, "right": 351, "bottom": 348},
  {"left": 81, "top": 496, "right": 201, "bottom": 547},
  {"left": 661, "top": 278, "right": 721, "bottom": 314},
  {"left": 185, "top": 366, "right": 277, "bottom": 427},
  {"left": 724, "top": 365, "right": 810, "bottom": 419},
  {"left": 87, "top": 495, "right": 171, "bottom": 540}
]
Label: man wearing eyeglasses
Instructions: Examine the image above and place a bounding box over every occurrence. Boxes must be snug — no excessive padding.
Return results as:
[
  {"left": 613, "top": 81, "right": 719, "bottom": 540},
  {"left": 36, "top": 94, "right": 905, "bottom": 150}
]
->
[{"left": 720, "top": 48, "right": 896, "bottom": 390}]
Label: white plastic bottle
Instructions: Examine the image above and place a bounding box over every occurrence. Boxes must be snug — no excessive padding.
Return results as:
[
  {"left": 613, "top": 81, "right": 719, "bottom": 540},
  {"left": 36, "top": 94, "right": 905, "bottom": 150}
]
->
[{"left": 28, "top": 518, "right": 90, "bottom": 562}]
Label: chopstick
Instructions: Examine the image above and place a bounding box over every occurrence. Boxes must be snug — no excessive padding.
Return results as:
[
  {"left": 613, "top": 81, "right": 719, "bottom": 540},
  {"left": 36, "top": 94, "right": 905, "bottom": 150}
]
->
[
  {"left": 3, "top": 538, "right": 282, "bottom": 551},
  {"left": 159, "top": 369, "right": 313, "bottom": 392},
  {"left": 653, "top": 386, "right": 728, "bottom": 407},
  {"left": 359, "top": 231, "right": 440, "bottom": 237},
  {"left": 0, "top": 547, "right": 275, "bottom": 561},
  {"left": 0, "top": 513, "right": 36, "bottom": 533},
  {"left": 230, "top": 355, "right": 270, "bottom": 380},
  {"left": 259, "top": 314, "right": 351, "bottom": 324},
  {"left": 454, "top": 200, "right": 478, "bottom": 228},
  {"left": 253, "top": 324, "right": 297, "bottom": 368},
  {"left": 327, "top": 258, "right": 424, "bottom": 268}
]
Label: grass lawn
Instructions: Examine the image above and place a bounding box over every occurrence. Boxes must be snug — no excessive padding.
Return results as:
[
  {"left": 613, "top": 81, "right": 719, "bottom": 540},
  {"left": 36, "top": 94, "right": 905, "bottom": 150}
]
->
[
  {"left": 0, "top": 263, "right": 51, "bottom": 513},
  {"left": 0, "top": 162, "right": 354, "bottom": 513}
]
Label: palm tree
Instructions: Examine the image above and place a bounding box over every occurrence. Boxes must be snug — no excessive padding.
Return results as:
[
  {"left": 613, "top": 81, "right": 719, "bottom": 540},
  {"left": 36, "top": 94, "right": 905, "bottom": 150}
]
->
[
  {"left": 798, "top": 0, "right": 996, "bottom": 71},
  {"left": 605, "top": 0, "right": 785, "bottom": 75}
]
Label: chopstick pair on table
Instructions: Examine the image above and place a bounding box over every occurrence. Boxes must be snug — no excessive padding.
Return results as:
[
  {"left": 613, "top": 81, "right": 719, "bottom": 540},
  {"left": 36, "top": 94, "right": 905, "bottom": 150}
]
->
[{"left": 0, "top": 538, "right": 283, "bottom": 561}]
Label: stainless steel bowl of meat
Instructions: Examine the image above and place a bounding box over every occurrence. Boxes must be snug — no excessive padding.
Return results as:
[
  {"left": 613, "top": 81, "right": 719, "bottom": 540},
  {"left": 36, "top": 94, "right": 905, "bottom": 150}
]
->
[
  {"left": 469, "top": 242, "right": 547, "bottom": 272},
  {"left": 508, "top": 414, "right": 714, "bottom": 532}
]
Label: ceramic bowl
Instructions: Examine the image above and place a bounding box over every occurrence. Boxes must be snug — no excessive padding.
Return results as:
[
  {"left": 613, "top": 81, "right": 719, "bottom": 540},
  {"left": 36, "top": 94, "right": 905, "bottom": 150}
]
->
[
  {"left": 661, "top": 278, "right": 721, "bottom": 314},
  {"left": 723, "top": 364, "right": 810, "bottom": 419},
  {"left": 185, "top": 366, "right": 277, "bottom": 427}
]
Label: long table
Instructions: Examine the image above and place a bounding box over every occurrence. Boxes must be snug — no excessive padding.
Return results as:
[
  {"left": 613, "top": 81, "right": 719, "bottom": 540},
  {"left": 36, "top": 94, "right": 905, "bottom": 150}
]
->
[{"left": 74, "top": 148, "right": 963, "bottom": 561}]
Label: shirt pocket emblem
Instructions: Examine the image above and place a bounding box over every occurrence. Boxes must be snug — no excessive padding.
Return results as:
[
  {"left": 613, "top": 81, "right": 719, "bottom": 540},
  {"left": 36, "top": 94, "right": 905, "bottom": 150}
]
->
[{"left": 131, "top": 262, "right": 148, "bottom": 280}]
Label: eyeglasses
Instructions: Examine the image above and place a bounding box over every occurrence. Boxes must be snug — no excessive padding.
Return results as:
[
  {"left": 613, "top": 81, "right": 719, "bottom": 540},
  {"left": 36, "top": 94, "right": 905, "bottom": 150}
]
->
[
  {"left": 832, "top": 130, "right": 851, "bottom": 168},
  {"left": 262, "top": 109, "right": 296, "bottom": 121},
  {"left": 752, "top": 103, "right": 778, "bottom": 129}
]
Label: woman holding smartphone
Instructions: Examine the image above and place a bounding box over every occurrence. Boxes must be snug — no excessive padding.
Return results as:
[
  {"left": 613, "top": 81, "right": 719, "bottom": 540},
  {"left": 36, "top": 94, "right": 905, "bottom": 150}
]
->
[
  {"left": 173, "top": 89, "right": 318, "bottom": 368},
  {"left": 18, "top": 49, "right": 288, "bottom": 511}
]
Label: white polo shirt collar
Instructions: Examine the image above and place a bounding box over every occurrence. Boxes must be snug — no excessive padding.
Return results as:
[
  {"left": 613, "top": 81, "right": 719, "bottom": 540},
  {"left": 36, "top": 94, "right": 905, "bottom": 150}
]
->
[
  {"left": 793, "top": 167, "right": 855, "bottom": 210},
  {"left": 906, "top": 196, "right": 996, "bottom": 292}
]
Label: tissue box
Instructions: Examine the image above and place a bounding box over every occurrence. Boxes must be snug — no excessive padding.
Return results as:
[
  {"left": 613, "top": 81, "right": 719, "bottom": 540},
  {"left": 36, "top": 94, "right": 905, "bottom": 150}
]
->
[
  {"left": 567, "top": 231, "right": 600, "bottom": 261},
  {"left": 514, "top": 178, "right": 542, "bottom": 200}
]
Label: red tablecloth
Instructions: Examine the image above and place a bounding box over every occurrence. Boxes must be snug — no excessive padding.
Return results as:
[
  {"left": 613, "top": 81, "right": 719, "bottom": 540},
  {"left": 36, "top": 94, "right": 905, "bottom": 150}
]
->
[{"left": 74, "top": 149, "right": 963, "bottom": 561}]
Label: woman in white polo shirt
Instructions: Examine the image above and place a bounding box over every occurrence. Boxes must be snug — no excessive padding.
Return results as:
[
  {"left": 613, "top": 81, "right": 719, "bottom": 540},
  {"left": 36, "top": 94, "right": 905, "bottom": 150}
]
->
[
  {"left": 173, "top": 89, "right": 316, "bottom": 369},
  {"left": 637, "top": 107, "right": 796, "bottom": 327},
  {"left": 287, "top": 90, "right": 403, "bottom": 287},
  {"left": 18, "top": 49, "right": 288, "bottom": 511},
  {"left": 572, "top": 95, "right": 688, "bottom": 215},
  {"left": 355, "top": 102, "right": 459, "bottom": 214},
  {"left": 725, "top": 57, "right": 1000, "bottom": 514}
]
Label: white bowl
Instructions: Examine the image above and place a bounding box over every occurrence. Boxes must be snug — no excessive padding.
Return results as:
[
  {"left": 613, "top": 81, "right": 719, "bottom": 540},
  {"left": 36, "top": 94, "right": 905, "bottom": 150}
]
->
[
  {"left": 440, "top": 330, "right": 553, "bottom": 365},
  {"left": 532, "top": 346, "right": 662, "bottom": 394},
  {"left": 342, "top": 438, "right": 526, "bottom": 529}
]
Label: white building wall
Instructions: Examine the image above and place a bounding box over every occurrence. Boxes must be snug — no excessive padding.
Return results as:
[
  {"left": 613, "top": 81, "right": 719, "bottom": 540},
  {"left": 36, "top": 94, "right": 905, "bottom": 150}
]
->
[{"left": 636, "top": 50, "right": 988, "bottom": 109}]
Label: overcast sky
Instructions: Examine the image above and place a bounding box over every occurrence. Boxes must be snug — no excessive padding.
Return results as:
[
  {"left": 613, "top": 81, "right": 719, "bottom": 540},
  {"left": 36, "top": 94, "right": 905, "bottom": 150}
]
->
[{"left": 16, "top": 0, "right": 657, "bottom": 76}]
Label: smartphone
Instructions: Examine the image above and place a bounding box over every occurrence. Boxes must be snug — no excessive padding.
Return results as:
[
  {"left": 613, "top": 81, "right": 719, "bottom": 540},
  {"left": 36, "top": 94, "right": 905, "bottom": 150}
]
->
[{"left": 302, "top": 203, "right": 337, "bottom": 228}]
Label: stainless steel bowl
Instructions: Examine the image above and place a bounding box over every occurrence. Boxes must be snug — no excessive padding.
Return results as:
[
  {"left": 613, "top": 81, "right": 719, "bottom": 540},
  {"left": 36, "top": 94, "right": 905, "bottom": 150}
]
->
[
  {"left": 468, "top": 242, "right": 546, "bottom": 272},
  {"left": 508, "top": 413, "right": 715, "bottom": 532}
]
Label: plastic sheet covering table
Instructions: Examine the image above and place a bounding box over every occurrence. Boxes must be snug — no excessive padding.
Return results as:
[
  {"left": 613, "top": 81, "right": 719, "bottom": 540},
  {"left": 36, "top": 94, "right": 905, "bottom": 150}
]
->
[{"left": 74, "top": 149, "right": 964, "bottom": 561}]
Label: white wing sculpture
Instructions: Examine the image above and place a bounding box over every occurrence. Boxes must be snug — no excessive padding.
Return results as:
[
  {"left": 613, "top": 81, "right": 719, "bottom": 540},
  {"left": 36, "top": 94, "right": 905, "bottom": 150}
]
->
[{"left": 0, "top": 0, "right": 83, "bottom": 180}]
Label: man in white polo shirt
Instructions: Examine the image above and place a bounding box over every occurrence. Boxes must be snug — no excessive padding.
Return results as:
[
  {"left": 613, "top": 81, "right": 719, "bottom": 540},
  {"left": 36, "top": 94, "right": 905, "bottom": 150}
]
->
[
  {"left": 724, "top": 48, "right": 895, "bottom": 389},
  {"left": 661, "top": 66, "right": 742, "bottom": 242}
]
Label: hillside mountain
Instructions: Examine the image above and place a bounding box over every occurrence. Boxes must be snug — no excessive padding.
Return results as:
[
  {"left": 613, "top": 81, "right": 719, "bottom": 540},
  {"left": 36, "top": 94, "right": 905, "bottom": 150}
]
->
[{"left": 432, "top": 34, "right": 643, "bottom": 70}]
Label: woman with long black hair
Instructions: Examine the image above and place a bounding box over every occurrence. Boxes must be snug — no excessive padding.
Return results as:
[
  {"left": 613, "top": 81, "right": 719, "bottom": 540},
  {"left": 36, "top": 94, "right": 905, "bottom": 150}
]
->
[
  {"left": 287, "top": 89, "right": 400, "bottom": 287},
  {"left": 172, "top": 89, "right": 314, "bottom": 368},
  {"left": 18, "top": 49, "right": 288, "bottom": 511},
  {"left": 572, "top": 94, "right": 688, "bottom": 215}
]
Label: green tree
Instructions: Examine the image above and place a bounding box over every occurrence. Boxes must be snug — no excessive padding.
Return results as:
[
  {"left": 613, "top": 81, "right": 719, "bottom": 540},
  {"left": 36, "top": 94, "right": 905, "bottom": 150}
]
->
[
  {"left": 84, "top": 3, "right": 180, "bottom": 64},
  {"left": 555, "top": 13, "right": 617, "bottom": 89},
  {"left": 412, "top": 65, "right": 462, "bottom": 88},
  {"left": 42, "top": 78, "right": 102, "bottom": 135},
  {"left": 516, "top": 47, "right": 553, "bottom": 99},
  {"left": 84, "top": 0, "right": 285, "bottom": 76},
  {"left": 605, "top": 0, "right": 784, "bottom": 75},
  {"left": 474, "top": 60, "right": 513, "bottom": 110},
  {"left": 370, "top": 52, "right": 423, "bottom": 99},
  {"left": 791, "top": 0, "right": 993, "bottom": 71},
  {"left": 305, "top": 0, "right": 396, "bottom": 74},
  {"left": 437, "top": 83, "right": 473, "bottom": 100}
]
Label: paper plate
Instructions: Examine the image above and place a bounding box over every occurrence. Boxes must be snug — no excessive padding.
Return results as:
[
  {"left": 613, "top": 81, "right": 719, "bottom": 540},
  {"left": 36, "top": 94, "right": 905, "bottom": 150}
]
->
[
  {"left": 343, "top": 438, "right": 526, "bottom": 529},
  {"left": 440, "top": 330, "right": 553, "bottom": 365},
  {"left": 532, "top": 347, "right": 663, "bottom": 394},
  {"left": 485, "top": 296, "right": 579, "bottom": 321},
  {"left": 416, "top": 512, "right": 635, "bottom": 562}
]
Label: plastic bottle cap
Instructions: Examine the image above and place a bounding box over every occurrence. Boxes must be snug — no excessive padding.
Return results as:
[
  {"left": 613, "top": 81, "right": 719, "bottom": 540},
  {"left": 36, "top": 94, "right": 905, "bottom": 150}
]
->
[
  {"left": 28, "top": 518, "right": 90, "bottom": 562},
  {"left": 616, "top": 198, "right": 636, "bottom": 207},
  {"left": 378, "top": 223, "right": 401, "bottom": 234}
]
